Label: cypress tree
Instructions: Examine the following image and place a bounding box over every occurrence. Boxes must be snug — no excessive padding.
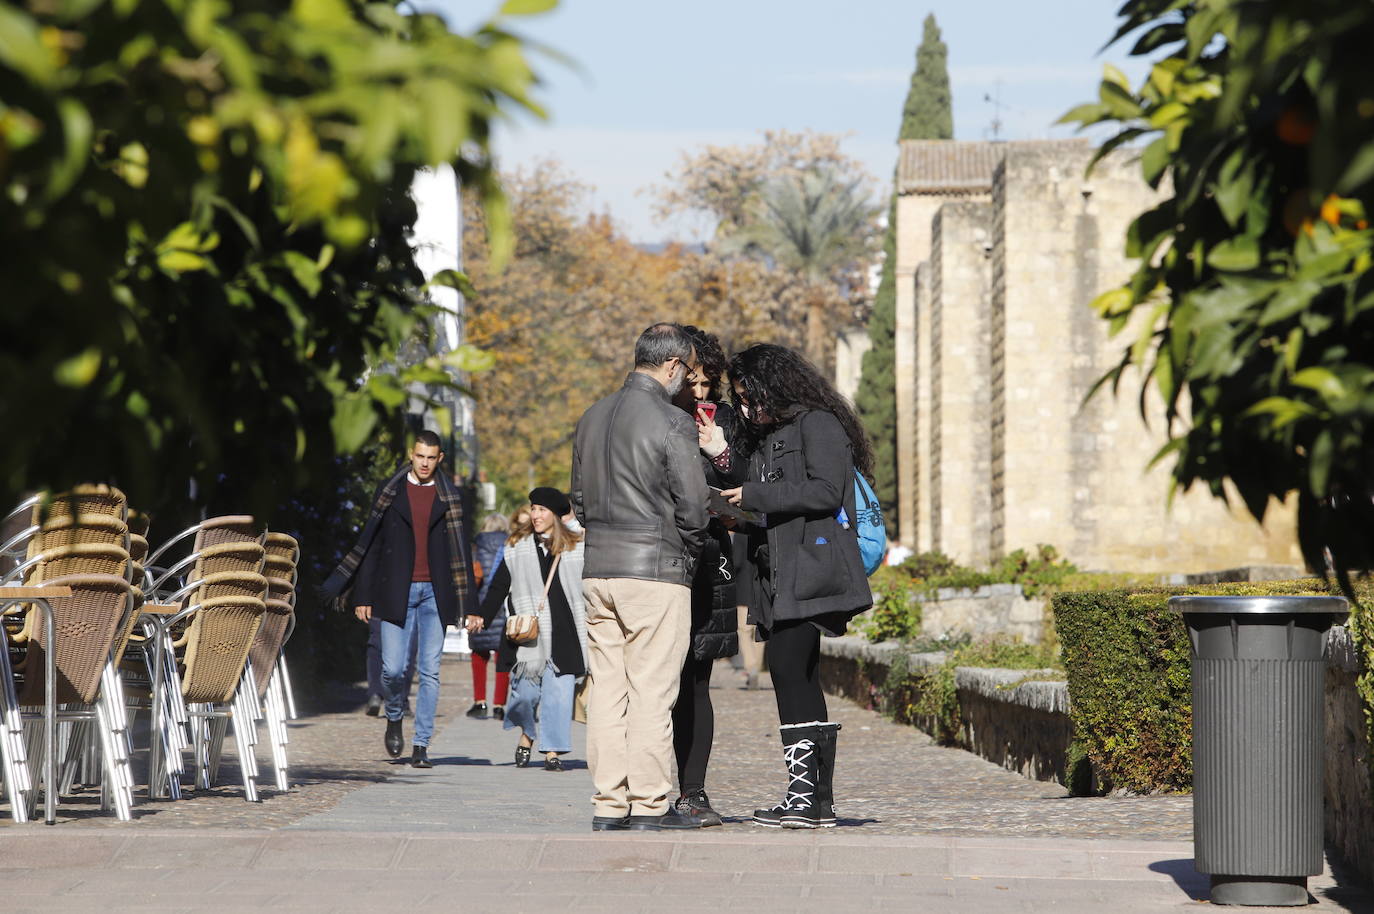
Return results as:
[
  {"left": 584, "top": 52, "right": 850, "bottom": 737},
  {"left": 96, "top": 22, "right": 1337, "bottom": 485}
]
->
[{"left": 854, "top": 12, "right": 952, "bottom": 538}]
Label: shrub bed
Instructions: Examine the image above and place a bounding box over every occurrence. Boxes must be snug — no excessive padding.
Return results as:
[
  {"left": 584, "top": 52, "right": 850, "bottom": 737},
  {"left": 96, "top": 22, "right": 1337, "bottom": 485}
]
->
[{"left": 1051, "top": 578, "right": 1373, "bottom": 795}]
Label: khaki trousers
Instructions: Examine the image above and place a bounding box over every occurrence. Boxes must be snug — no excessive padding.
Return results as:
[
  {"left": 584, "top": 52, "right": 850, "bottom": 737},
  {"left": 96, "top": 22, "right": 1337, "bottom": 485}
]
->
[
  {"left": 582, "top": 577, "right": 691, "bottom": 817},
  {"left": 736, "top": 605, "right": 765, "bottom": 675}
]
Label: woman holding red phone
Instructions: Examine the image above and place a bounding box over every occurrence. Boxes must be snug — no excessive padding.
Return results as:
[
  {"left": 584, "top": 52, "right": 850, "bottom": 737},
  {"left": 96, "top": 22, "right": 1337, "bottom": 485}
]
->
[
  {"left": 666, "top": 326, "right": 746, "bottom": 826},
  {"left": 719, "top": 343, "right": 874, "bottom": 829}
]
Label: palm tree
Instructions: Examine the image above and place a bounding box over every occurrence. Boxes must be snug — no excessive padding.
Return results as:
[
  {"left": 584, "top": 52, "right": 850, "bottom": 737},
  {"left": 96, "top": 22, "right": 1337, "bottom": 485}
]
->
[{"left": 718, "top": 167, "right": 879, "bottom": 365}]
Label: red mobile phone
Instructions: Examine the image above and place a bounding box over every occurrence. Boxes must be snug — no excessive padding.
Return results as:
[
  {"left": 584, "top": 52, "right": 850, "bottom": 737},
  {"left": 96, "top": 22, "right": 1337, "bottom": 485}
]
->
[{"left": 696, "top": 401, "right": 717, "bottom": 424}]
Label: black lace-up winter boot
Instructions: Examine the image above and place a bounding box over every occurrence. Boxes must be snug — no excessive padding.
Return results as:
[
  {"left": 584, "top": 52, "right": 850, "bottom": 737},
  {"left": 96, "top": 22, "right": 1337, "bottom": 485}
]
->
[
  {"left": 753, "top": 723, "right": 822, "bottom": 827},
  {"left": 796, "top": 722, "right": 840, "bottom": 828}
]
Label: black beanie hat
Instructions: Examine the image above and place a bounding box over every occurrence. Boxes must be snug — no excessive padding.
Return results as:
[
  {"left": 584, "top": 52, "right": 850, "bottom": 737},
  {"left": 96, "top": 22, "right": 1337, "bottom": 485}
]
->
[{"left": 529, "top": 486, "right": 571, "bottom": 517}]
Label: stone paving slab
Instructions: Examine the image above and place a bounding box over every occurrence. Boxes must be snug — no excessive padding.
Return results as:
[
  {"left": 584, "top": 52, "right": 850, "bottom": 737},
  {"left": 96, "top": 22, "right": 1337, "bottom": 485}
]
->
[
  {"left": 0, "top": 829, "right": 1368, "bottom": 912},
  {"left": 1, "top": 655, "right": 1370, "bottom": 911}
]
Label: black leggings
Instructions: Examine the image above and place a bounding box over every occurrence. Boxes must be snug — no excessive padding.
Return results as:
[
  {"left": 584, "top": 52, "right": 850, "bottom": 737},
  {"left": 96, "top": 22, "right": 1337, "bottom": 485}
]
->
[
  {"left": 766, "top": 620, "right": 828, "bottom": 725},
  {"left": 672, "top": 654, "right": 715, "bottom": 794}
]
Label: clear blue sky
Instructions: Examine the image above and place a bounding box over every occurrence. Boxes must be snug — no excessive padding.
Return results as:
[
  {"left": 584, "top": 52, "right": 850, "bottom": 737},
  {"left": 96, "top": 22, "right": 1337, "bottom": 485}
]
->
[{"left": 422, "top": 1, "right": 1149, "bottom": 242}]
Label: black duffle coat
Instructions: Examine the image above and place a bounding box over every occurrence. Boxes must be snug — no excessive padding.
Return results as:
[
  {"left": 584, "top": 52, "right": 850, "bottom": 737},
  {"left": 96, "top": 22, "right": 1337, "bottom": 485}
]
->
[{"left": 734, "top": 409, "right": 873, "bottom": 636}]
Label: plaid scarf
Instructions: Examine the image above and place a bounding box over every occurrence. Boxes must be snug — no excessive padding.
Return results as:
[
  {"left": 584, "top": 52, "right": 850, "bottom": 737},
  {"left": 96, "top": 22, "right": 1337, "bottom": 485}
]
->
[{"left": 322, "top": 463, "right": 471, "bottom": 611}]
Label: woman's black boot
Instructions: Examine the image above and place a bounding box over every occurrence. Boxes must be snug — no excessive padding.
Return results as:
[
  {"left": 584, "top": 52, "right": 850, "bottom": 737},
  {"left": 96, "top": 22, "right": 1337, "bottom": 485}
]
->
[{"left": 753, "top": 723, "right": 823, "bottom": 827}]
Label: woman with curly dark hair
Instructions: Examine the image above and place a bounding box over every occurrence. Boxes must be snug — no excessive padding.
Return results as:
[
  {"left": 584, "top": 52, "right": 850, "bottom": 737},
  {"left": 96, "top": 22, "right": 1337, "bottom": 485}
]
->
[
  {"left": 718, "top": 343, "right": 873, "bottom": 829},
  {"left": 666, "top": 325, "right": 745, "bottom": 826}
]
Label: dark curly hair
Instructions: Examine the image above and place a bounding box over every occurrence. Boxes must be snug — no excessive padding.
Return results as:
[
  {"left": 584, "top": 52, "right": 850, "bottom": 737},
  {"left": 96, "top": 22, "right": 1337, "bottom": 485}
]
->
[
  {"left": 727, "top": 343, "right": 874, "bottom": 476},
  {"left": 680, "top": 325, "right": 726, "bottom": 399}
]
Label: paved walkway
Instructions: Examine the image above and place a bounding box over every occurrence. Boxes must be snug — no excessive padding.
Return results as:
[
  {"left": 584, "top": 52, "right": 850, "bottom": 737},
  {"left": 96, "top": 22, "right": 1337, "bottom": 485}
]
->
[{"left": 1, "top": 655, "right": 1370, "bottom": 912}]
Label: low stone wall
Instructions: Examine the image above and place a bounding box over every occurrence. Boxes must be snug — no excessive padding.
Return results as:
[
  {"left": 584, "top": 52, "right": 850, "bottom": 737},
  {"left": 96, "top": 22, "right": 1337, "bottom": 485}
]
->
[
  {"left": 918, "top": 583, "right": 1048, "bottom": 644},
  {"left": 817, "top": 635, "right": 1072, "bottom": 782},
  {"left": 1324, "top": 626, "right": 1373, "bottom": 884},
  {"left": 820, "top": 630, "right": 1372, "bottom": 885}
]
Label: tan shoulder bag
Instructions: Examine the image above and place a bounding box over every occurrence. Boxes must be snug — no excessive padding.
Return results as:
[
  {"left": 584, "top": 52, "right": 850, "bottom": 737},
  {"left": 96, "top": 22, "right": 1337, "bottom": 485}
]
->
[{"left": 506, "top": 552, "right": 561, "bottom": 645}]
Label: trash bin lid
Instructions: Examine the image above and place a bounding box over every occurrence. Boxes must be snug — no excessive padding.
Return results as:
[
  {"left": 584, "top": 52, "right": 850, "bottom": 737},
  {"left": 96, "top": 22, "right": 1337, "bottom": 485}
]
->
[{"left": 1168, "top": 594, "right": 1349, "bottom": 616}]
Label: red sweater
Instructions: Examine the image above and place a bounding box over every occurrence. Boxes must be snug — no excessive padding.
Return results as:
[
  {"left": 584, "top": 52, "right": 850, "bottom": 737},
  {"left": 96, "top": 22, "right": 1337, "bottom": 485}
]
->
[{"left": 407, "top": 481, "right": 437, "bottom": 582}]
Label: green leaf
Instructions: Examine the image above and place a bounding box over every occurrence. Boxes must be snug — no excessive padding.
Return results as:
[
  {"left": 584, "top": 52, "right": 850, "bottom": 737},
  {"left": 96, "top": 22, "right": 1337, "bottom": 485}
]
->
[
  {"left": 0, "top": 5, "right": 57, "bottom": 86},
  {"left": 1099, "top": 81, "right": 1143, "bottom": 120},
  {"left": 1309, "top": 428, "right": 1334, "bottom": 496},
  {"left": 282, "top": 250, "right": 322, "bottom": 296},
  {"left": 1257, "top": 280, "right": 1321, "bottom": 326},
  {"left": 1213, "top": 149, "right": 1253, "bottom": 228},
  {"left": 428, "top": 269, "right": 476, "bottom": 297},
  {"left": 1206, "top": 236, "right": 1260, "bottom": 271},
  {"left": 332, "top": 393, "right": 378, "bottom": 453},
  {"left": 443, "top": 344, "right": 495, "bottom": 373},
  {"left": 1141, "top": 136, "right": 1170, "bottom": 187},
  {"left": 1291, "top": 366, "right": 1345, "bottom": 401},
  {"left": 1057, "top": 103, "right": 1110, "bottom": 126},
  {"left": 1242, "top": 396, "right": 1316, "bottom": 429},
  {"left": 500, "top": 0, "right": 557, "bottom": 15},
  {"left": 1091, "top": 286, "right": 1134, "bottom": 318},
  {"left": 46, "top": 99, "right": 93, "bottom": 201},
  {"left": 53, "top": 348, "right": 102, "bottom": 387}
]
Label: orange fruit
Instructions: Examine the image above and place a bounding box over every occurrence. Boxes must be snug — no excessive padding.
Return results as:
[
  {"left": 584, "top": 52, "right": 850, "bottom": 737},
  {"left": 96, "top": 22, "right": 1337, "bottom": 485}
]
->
[
  {"left": 1276, "top": 106, "right": 1317, "bottom": 146},
  {"left": 1321, "top": 194, "right": 1342, "bottom": 226},
  {"left": 1283, "top": 189, "right": 1313, "bottom": 236}
]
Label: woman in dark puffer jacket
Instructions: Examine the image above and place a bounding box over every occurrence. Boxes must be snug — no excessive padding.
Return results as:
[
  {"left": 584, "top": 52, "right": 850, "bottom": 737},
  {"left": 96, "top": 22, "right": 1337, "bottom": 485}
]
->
[
  {"left": 467, "top": 512, "right": 514, "bottom": 720},
  {"left": 670, "top": 327, "right": 746, "bottom": 826}
]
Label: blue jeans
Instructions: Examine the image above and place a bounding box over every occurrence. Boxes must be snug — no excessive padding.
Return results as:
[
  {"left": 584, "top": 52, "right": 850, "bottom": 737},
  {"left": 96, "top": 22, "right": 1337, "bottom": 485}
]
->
[
  {"left": 381, "top": 583, "right": 444, "bottom": 747},
  {"left": 505, "top": 662, "right": 576, "bottom": 754}
]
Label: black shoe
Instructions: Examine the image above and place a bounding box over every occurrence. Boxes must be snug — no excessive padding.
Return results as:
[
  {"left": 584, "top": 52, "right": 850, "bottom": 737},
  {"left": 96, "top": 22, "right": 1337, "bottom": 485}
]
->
[
  {"left": 465, "top": 701, "right": 488, "bottom": 719},
  {"left": 626, "top": 815, "right": 662, "bottom": 831},
  {"left": 514, "top": 744, "right": 531, "bottom": 768},
  {"left": 384, "top": 719, "right": 404, "bottom": 758},
  {"left": 752, "top": 803, "right": 787, "bottom": 828},
  {"left": 675, "top": 789, "right": 723, "bottom": 827},
  {"left": 492, "top": 706, "right": 505, "bottom": 721},
  {"left": 411, "top": 746, "right": 432, "bottom": 768},
  {"left": 365, "top": 695, "right": 382, "bottom": 717},
  {"left": 544, "top": 755, "right": 563, "bottom": 772},
  {"left": 592, "top": 815, "right": 630, "bottom": 832},
  {"left": 654, "top": 808, "right": 703, "bottom": 830}
]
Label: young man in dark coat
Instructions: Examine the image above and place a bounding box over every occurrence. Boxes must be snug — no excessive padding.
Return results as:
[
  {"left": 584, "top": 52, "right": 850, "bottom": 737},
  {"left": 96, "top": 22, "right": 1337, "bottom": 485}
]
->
[{"left": 324, "top": 430, "right": 478, "bottom": 768}]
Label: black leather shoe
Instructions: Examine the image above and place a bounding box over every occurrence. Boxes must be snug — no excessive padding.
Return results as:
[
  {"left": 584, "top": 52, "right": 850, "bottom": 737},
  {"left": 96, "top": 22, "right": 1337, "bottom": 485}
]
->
[
  {"left": 627, "top": 809, "right": 704, "bottom": 831},
  {"left": 384, "top": 719, "right": 404, "bottom": 758},
  {"left": 657, "top": 808, "right": 705, "bottom": 829},
  {"left": 492, "top": 706, "right": 505, "bottom": 721},
  {"left": 364, "top": 695, "right": 382, "bottom": 717},
  {"left": 544, "top": 755, "right": 563, "bottom": 772},
  {"left": 411, "top": 746, "right": 432, "bottom": 768},
  {"left": 514, "top": 744, "right": 531, "bottom": 768},
  {"left": 465, "top": 701, "right": 488, "bottom": 719},
  {"left": 592, "top": 816, "right": 630, "bottom": 832}
]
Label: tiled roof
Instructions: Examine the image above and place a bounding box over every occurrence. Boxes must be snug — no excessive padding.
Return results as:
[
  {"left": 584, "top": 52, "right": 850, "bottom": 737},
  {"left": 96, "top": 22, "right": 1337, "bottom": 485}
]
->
[{"left": 897, "top": 139, "right": 1092, "bottom": 195}]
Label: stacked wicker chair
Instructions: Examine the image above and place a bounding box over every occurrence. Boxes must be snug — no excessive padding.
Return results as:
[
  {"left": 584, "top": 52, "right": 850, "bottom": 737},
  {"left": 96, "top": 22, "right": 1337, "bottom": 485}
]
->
[
  {"left": 0, "top": 486, "right": 139, "bottom": 822},
  {"left": 140, "top": 516, "right": 268, "bottom": 802},
  {"left": 240, "top": 532, "right": 300, "bottom": 791}
]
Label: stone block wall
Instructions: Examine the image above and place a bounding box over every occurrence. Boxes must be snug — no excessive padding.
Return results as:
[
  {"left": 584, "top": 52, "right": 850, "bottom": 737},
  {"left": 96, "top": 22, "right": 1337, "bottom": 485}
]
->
[
  {"left": 913, "top": 266, "right": 933, "bottom": 553},
  {"left": 919, "top": 583, "right": 1047, "bottom": 644},
  {"left": 929, "top": 201, "right": 993, "bottom": 565}
]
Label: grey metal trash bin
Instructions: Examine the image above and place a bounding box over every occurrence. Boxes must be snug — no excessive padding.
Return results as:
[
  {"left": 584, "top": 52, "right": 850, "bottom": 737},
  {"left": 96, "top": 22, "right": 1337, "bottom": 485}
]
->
[{"left": 1170, "top": 595, "right": 1350, "bottom": 907}]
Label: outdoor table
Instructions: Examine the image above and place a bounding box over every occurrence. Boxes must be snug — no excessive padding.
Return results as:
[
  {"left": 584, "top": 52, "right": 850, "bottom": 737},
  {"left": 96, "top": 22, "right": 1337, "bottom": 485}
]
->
[{"left": 0, "top": 584, "right": 73, "bottom": 825}]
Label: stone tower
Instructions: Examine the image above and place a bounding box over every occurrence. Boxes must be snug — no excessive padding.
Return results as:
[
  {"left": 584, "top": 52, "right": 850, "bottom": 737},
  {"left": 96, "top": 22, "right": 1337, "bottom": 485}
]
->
[{"left": 894, "top": 139, "right": 1301, "bottom": 573}]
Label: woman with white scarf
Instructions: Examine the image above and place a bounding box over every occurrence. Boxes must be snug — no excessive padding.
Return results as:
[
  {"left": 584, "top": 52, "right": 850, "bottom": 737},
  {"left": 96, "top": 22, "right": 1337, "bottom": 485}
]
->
[{"left": 471, "top": 487, "right": 587, "bottom": 771}]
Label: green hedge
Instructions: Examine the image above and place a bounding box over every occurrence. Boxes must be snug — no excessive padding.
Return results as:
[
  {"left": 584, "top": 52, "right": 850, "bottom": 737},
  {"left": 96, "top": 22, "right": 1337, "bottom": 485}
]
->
[{"left": 1052, "top": 578, "right": 1371, "bottom": 796}]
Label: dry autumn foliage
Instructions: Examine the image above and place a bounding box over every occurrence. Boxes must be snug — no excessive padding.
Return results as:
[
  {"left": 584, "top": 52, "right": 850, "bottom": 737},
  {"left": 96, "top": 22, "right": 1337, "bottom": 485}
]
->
[{"left": 467, "top": 149, "right": 877, "bottom": 495}]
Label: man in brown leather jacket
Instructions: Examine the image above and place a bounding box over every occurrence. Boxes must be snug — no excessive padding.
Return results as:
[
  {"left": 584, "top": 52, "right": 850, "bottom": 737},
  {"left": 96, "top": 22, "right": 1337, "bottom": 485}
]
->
[{"left": 572, "top": 322, "right": 710, "bottom": 832}]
